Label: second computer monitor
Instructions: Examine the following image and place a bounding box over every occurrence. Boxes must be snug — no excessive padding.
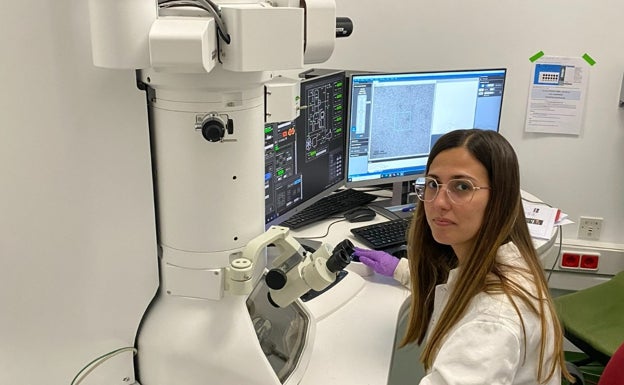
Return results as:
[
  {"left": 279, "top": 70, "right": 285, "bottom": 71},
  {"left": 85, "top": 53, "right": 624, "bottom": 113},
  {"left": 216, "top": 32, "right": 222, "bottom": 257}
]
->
[
  {"left": 264, "top": 70, "right": 347, "bottom": 227},
  {"left": 345, "top": 68, "right": 507, "bottom": 188}
]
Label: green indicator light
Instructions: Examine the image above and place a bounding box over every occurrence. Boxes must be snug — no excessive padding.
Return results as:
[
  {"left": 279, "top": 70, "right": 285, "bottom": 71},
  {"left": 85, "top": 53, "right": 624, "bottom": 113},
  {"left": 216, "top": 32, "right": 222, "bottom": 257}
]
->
[
  {"left": 335, "top": 117, "right": 342, "bottom": 122},
  {"left": 264, "top": 127, "right": 272, "bottom": 134},
  {"left": 336, "top": 82, "right": 343, "bottom": 87},
  {"left": 277, "top": 169, "right": 285, "bottom": 176},
  {"left": 310, "top": 151, "right": 317, "bottom": 157},
  {"left": 336, "top": 128, "right": 342, "bottom": 133},
  {"left": 336, "top": 94, "right": 343, "bottom": 99},
  {"left": 335, "top": 105, "right": 342, "bottom": 110},
  {"left": 274, "top": 145, "right": 279, "bottom": 151}
]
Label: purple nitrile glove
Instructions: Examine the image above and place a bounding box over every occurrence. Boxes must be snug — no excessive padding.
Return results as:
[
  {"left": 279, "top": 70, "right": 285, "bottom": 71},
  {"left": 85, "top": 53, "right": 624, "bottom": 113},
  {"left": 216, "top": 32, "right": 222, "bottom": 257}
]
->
[{"left": 352, "top": 247, "right": 399, "bottom": 277}]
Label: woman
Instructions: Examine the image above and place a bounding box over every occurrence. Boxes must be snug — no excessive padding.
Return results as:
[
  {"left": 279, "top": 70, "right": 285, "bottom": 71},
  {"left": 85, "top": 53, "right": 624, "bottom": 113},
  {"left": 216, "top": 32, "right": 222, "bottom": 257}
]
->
[{"left": 354, "top": 129, "right": 572, "bottom": 384}]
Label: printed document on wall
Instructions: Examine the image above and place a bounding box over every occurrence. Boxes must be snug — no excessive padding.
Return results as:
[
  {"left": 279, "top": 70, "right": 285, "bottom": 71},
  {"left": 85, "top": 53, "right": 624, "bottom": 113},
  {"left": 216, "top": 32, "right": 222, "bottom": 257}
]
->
[{"left": 525, "top": 56, "right": 589, "bottom": 135}]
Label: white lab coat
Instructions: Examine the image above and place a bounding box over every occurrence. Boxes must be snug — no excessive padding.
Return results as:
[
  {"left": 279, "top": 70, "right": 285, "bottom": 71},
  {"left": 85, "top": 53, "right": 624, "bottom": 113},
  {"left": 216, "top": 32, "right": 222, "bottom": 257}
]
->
[
  {"left": 398, "top": 242, "right": 560, "bottom": 385},
  {"left": 393, "top": 257, "right": 411, "bottom": 286}
]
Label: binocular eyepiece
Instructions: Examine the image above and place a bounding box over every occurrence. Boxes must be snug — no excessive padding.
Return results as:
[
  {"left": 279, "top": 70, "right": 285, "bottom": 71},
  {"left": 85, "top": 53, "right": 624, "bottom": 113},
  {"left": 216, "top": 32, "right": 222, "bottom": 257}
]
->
[{"left": 326, "top": 239, "right": 354, "bottom": 273}]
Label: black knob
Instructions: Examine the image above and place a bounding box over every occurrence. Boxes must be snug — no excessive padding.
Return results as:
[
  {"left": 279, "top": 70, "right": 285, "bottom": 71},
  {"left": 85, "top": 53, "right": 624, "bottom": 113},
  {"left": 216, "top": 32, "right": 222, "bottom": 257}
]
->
[
  {"left": 266, "top": 269, "right": 287, "bottom": 290},
  {"left": 336, "top": 17, "right": 353, "bottom": 38},
  {"left": 201, "top": 119, "right": 226, "bottom": 142}
]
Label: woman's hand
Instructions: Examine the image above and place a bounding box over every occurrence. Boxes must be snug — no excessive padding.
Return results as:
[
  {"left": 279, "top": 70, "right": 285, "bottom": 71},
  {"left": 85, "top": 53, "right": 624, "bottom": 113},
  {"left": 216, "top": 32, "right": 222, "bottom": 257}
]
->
[{"left": 352, "top": 247, "right": 399, "bottom": 277}]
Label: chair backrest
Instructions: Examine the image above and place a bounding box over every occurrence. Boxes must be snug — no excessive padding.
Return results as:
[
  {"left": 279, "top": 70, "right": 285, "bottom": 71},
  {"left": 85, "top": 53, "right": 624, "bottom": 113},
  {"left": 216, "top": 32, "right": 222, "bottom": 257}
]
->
[{"left": 598, "top": 340, "right": 624, "bottom": 385}]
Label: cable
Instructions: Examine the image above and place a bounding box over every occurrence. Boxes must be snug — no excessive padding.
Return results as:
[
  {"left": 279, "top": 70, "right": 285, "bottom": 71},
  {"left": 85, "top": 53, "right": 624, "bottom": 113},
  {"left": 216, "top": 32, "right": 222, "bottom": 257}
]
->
[
  {"left": 159, "top": 0, "right": 229, "bottom": 40},
  {"left": 158, "top": 0, "right": 231, "bottom": 44},
  {"left": 547, "top": 225, "right": 564, "bottom": 283},
  {"left": 197, "top": 0, "right": 230, "bottom": 43},
  {"left": 70, "top": 347, "right": 138, "bottom": 385},
  {"left": 294, "top": 218, "right": 348, "bottom": 240}
]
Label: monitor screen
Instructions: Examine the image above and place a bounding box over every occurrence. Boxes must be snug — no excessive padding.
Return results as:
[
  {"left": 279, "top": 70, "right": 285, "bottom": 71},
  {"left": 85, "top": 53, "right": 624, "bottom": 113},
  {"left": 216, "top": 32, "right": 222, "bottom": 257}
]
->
[
  {"left": 265, "top": 71, "right": 347, "bottom": 227},
  {"left": 345, "top": 68, "right": 506, "bottom": 188}
]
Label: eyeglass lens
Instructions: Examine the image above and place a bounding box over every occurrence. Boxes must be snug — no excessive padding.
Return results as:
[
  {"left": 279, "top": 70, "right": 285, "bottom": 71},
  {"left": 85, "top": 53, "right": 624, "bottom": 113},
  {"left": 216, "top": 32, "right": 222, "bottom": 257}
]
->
[{"left": 415, "top": 178, "right": 476, "bottom": 204}]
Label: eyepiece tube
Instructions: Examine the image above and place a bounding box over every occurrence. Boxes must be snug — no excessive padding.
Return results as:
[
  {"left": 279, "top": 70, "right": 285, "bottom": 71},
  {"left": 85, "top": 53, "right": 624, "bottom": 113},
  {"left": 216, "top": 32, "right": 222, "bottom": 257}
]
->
[{"left": 326, "top": 239, "right": 354, "bottom": 273}]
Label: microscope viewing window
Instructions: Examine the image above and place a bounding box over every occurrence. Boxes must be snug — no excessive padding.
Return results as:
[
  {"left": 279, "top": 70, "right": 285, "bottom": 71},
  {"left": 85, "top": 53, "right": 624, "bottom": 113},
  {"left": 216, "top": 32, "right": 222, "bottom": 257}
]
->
[{"left": 247, "top": 277, "right": 310, "bottom": 383}]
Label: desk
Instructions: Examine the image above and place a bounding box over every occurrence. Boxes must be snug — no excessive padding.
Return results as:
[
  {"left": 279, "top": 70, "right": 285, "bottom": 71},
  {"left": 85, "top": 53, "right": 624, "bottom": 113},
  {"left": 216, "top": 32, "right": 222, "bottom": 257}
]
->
[
  {"left": 291, "top": 190, "right": 558, "bottom": 385},
  {"left": 291, "top": 214, "right": 410, "bottom": 385}
]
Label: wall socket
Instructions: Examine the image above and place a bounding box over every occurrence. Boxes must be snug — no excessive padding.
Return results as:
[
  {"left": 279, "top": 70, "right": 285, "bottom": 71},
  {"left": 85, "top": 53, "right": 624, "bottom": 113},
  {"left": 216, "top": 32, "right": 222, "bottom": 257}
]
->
[{"left": 578, "top": 216, "right": 603, "bottom": 240}]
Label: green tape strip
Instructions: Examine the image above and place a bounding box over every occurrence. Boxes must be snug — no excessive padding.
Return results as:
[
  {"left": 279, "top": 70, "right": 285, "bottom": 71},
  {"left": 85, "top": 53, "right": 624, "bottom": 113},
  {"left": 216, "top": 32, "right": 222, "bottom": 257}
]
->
[
  {"left": 529, "top": 51, "right": 545, "bottom": 62},
  {"left": 582, "top": 53, "right": 596, "bottom": 66}
]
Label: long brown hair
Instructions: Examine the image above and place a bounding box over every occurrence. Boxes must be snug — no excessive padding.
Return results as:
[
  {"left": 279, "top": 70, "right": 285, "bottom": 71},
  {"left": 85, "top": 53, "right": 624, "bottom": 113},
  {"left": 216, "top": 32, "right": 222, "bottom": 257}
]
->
[{"left": 402, "top": 129, "right": 571, "bottom": 383}]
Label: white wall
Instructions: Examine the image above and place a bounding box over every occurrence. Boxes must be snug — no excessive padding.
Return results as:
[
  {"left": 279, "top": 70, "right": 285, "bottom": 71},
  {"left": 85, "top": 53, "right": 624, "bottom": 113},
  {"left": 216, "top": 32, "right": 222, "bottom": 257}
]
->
[
  {"left": 0, "top": 1, "right": 157, "bottom": 384},
  {"left": 324, "top": 0, "right": 624, "bottom": 245},
  {"left": 2, "top": 1, "right": 623, "bottom": 384}
]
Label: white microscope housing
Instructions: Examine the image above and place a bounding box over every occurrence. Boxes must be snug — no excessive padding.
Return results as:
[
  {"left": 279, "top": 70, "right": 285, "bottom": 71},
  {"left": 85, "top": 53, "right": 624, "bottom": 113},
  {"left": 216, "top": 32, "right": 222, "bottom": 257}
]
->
[{"left": 87, "top": 1, "right": 353, "bottom": 384}]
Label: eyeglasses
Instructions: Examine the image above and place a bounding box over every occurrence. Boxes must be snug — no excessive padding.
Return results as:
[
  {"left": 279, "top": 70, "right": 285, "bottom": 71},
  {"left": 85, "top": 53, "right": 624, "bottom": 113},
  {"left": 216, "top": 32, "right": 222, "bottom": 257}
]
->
[{"left": 414, "top": 177, "right": 491, "bottom": 205}]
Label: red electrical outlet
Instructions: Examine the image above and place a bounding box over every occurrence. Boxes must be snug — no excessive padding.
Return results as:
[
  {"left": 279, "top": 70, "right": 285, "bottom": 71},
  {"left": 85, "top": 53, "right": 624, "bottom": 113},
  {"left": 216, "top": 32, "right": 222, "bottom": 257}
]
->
[
  {"left": 580, "top": 254, "right": 599, "bottom": 270},
  {"left": 561, "top": 253, "right": 581, "bottom": 268}
]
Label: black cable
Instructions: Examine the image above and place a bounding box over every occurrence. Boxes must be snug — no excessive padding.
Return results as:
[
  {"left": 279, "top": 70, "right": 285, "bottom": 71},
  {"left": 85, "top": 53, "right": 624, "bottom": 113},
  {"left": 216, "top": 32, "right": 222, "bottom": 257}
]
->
[
  {"left": 216, "top": 29, "right": 223, "bottom": 64},
  {"left": 294, "top": 218, "right": 348, "bottom": 240},
  {"left": 197, "top": 0, "right": 230, "bottom": 43},
  {"left": 158, "top": 0, "right": 230, "bottom": 44}
]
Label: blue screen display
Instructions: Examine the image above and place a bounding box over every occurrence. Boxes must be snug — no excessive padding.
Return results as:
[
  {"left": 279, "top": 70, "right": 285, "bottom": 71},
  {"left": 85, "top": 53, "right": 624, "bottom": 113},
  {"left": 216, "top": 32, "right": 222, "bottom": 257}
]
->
[{"left": 346, "top": 68, "right": 506, "bottom": 187}]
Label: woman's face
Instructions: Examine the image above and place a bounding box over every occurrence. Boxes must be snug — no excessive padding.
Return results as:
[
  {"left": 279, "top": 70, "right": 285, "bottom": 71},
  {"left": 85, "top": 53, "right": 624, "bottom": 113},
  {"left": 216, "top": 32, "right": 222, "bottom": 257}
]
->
[{"left": 424, "top": 147, "right": 490, "bottom": 262}]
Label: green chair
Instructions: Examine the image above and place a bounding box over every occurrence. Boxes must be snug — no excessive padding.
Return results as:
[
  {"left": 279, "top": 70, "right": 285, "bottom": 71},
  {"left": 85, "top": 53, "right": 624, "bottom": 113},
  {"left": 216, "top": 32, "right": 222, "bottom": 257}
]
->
[{"left": 554, "top": 271, "right": 624, "bottom": 383}]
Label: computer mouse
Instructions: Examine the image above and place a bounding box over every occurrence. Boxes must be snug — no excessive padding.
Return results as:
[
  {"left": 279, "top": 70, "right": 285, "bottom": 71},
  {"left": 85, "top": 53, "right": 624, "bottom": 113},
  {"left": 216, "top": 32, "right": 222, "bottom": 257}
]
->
[{"left": 343, "top": 207, "right": 377, "bottom": 223}]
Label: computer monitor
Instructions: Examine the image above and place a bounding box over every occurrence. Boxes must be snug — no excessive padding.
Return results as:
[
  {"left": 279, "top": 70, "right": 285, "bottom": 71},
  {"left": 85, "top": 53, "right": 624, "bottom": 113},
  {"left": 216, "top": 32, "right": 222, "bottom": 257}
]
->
[
  {"left": 345, "top": 68, "right": 507, "bottom": 203},
  {"left": 265, "top": 70, "right": 347, "bottom": 227}
]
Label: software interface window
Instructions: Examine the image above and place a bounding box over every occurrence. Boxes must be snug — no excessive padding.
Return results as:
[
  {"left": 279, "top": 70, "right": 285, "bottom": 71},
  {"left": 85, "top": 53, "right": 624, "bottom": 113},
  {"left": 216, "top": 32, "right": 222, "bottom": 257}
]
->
[
  {"left": 264, "top": 72, "right": 347, "bottom": 226},
  {"left": 346, "top": 69, "right": 506, "bottom": 186}
]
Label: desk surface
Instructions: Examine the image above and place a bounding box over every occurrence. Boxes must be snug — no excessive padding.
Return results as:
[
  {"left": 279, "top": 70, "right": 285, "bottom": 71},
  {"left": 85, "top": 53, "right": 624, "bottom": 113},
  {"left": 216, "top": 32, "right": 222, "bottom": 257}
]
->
[{"left": 293, "top": 212, "right": 410, "bottom": 385}]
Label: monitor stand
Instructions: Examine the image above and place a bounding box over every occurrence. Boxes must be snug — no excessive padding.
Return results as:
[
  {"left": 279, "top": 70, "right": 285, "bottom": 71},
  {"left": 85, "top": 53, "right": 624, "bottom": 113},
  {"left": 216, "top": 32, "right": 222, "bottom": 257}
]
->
[
  {"left": 391, "top": 182, "right": 405, "bottom": 206},
  {"left": 374, "top": 181, "right": 408, "bottom": 208},
  {"left": 370, "top": 182, "right": 417, "bottom": 220}
]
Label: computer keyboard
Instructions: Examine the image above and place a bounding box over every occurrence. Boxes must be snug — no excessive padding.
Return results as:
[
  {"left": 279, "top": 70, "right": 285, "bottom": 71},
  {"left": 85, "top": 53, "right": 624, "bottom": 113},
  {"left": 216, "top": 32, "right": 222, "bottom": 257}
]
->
[
  {"left": 350, "top": 217, "right": 411, "bottom": 250},
  {"left": 280, "top": 188, "right": 378, "bottom": 229}
]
